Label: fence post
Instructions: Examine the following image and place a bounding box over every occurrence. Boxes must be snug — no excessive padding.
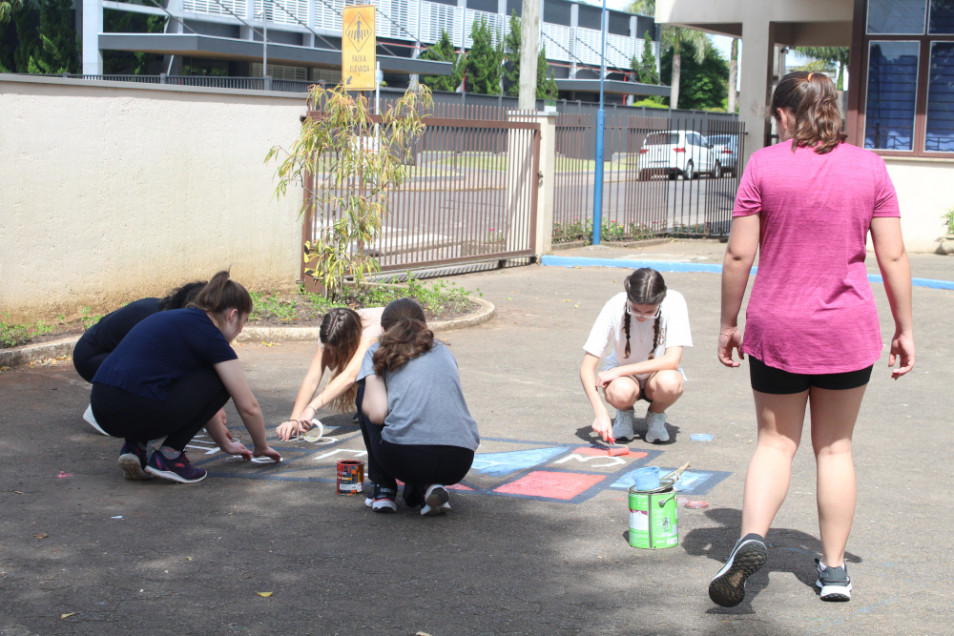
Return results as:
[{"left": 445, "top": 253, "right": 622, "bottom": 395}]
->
[{"left": 533, "top": 112, "right": 557, "bottom": 259}]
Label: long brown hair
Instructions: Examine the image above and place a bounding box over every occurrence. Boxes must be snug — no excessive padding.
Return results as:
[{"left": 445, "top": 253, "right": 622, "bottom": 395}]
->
[
  {"left": 319, "top": 307, "right": 362, "bottom": 413},
  {"left": 771, "top": 71, "right": 846, "bottom": 154},
  {"left": 189, "top": 271, "right": 253, "bottom": 318},
  {"left": 622, "top": 268, "right": 667, "bottom": 360},
  {"left": 372, "top": 298, "right": 434, "bottom": 374}
]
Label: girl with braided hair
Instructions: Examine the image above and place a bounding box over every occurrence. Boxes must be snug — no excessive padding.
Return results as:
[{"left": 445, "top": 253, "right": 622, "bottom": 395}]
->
[
  {"left": 356, "top": 298, "right": 479, "bottom": 515},
  {"left": 580, "top": 268, "right": 692, "bottom": 444},
  {"left": 277, "top": 306, "right": 385, "bottom": 441}
]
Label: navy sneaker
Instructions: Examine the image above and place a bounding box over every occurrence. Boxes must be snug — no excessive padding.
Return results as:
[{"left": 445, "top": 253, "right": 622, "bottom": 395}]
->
[
  {"left": 816, "top": 559, "right": 852, "bottom": 601},
  {"left": 420, "top": 484, "right": 451, "bottom": 516},
  {"left": 365, "top": 484, "right": 397, "bottom": 513},
  {"left": 145, "top": 449, "right": 207, "bottom": 484},
  {"left": 709, "top": 533, "right": 768, "bottom": 607},
  {"left": 118, "top": 441, "right": 153, "bottom": 481}
]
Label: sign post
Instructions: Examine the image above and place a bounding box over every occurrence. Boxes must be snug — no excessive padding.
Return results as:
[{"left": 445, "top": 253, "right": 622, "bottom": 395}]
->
[{"left": 342, "top": 5, "right": 376, "bottom": 91}]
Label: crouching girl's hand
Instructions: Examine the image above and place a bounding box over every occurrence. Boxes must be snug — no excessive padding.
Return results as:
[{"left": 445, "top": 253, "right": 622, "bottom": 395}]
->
[
  {"left": 254, "top": 444, "right": 283, "bottom": 463},
  {"left": 276, "top": 419, "right": 309, "bottom": 441},
  {"left": 221, "top": 439, "right": 253, "bottom": 461}
]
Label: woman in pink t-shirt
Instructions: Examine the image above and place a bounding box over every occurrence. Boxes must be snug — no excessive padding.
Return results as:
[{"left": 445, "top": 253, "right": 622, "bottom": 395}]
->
[{"left": 709, "top": 72, "right": 915, "bottom": 607}]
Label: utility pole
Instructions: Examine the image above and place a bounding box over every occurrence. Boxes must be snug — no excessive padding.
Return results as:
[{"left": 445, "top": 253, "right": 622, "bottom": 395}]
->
[{"left": 518, "top": 0, "right": 539, "bottom": 110}]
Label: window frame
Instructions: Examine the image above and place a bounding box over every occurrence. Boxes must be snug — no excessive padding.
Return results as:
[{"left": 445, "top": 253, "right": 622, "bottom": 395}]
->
[{"left": 849, "top": 0, "right": 954, "bottom": 159}]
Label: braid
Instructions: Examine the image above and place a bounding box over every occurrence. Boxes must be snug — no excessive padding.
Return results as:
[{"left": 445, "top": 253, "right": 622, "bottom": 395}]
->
[
  {"left": 649, "top": 314, "right": 661, "bottom": 360},
  {"left": 622, "top": 304, "right": 632, "bottom": 358}
]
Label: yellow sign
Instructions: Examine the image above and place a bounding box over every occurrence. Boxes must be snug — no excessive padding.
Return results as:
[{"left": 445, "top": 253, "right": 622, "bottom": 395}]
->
[{"left": 342, "top": 5, "right": 376, "bottom": 90}]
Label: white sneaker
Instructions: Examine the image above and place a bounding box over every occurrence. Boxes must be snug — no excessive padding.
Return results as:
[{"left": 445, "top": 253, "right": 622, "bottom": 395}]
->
[
  {"left": 644, "top": 411, "right": 670, "bottom": 443},
  {"left": 612, "top": 409, "right": 636, "bottom": 441},
  {"left": 421, "top": 484, "right": 451, "bottom": 516},
  {"left": 83, "top": 404, "right": 109, "bottom": 436}
]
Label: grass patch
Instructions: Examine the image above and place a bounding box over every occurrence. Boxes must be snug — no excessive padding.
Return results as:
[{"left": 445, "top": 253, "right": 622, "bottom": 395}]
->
[{"left": 248, "top": 276, "right": 479, "bottom": 326}]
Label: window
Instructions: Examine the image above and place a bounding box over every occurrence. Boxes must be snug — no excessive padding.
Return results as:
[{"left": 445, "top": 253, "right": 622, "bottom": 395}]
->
[{"left": 857, "top": 0, "right": 954, "bottom": 157}]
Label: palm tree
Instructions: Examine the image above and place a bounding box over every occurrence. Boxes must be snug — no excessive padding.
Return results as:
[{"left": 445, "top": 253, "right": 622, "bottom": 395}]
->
[
  {"left": 628, "top": 0, "right": 712, "bottom": 110},
  {"left": 794, "top": 47, "right": 849, "bottom": 90},
  {"left": 727, "top": 38, "right": 739, "bottom": 113}
]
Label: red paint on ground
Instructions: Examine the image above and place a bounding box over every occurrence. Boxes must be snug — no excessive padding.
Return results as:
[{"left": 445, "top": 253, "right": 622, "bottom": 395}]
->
[{"left": 495, "top": 471, "right": 605, "bottom": 500}]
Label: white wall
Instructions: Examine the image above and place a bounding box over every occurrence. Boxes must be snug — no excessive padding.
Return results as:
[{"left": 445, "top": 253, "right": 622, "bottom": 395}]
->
[
  {"left": 0, "top": 75, "right": 306, "bottom": 321},
  {"left": 885, "top": 159, "right": 954, "bottom": 253}
]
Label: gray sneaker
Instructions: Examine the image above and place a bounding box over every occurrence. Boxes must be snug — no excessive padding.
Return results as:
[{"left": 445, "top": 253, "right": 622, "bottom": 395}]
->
[
  {"left": 709, "top": 533, "right": 768, "bottom": 607},
  {"left": 644, "top": 410, "right": 670, "bottom": 443},
  {"left": 612, "top": 409, "right": 636, "bottom": 441},
  {"left": 816, "top": 559, "right": 852, "bottom": 601}
]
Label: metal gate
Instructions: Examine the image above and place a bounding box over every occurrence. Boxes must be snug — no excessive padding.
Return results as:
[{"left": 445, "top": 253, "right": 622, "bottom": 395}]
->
[
  {"left": 553, "top": 111, "right": 745, "bottom": 243},
  {"left": 301, "top": 106, "right": 541, "bottom": 282}
]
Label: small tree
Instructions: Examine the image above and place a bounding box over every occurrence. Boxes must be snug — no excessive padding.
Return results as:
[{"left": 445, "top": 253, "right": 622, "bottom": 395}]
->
[
  {"left": 266, "top": 84, "right": 434, "bottom": 299},
  {"left": 536, "top": 46, "right": 558, "bottom": 100},
  {"left": 420, "top": 29, "right": 464, "bottom": 92},
  {"left": 465, "top": 17, "right": 504, "bottom": 95},
  {"left": 632, "top": 32, "right": 659, "bottom": 85},
  {"left": 503, "top": 10, "right": 521, "bottom": 97}
]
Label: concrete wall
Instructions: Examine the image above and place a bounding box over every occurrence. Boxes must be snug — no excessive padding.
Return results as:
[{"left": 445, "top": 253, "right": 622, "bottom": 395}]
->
[
  {"left": 0, "top": 75, "right": 306, "bottom": 321},
  {"left": 885, "top": 159, "right": 954, "bottom": 254}
]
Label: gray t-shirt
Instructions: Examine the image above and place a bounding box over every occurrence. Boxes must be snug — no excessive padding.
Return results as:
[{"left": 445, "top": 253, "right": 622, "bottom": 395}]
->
[{"left": 358, "top": 341, "right": 479, "bottom": 451}]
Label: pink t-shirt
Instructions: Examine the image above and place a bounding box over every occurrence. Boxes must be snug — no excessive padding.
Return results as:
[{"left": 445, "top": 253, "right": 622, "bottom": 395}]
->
[{"left": 733, "top": 141, "right": 900, "bottom": 374}]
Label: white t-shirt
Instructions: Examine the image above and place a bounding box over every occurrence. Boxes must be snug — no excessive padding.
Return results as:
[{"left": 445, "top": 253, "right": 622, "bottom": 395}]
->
[{"left": 583, "top": 290, "right": 693, "bottom": 378}]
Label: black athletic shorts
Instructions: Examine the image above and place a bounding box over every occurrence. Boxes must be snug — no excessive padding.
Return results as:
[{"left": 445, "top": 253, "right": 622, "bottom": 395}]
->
[{"left": 749, "top": 356, "right": 873, "bottom": 394}]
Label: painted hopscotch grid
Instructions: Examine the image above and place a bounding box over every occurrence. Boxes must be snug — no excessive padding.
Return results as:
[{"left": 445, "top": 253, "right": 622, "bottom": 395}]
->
[{"left": 191, "top": 429, "right": 729, "bottom": 503}]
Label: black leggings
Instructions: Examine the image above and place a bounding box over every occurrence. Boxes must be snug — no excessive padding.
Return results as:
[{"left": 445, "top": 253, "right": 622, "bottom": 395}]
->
[
  {"left": 356, "top": 383, "right": 474, "bottom": 506},
  {"left": 90, "top": 366, "right": 230, "bottom": 451}
]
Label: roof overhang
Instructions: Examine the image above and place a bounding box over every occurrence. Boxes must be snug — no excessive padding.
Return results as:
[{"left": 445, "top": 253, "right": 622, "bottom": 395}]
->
[
  {"left": 98, "top": 33, "right": 453, "bottom": 75},
  {"left": 554, "top": 79, "right": 671, "bottom": 98}
]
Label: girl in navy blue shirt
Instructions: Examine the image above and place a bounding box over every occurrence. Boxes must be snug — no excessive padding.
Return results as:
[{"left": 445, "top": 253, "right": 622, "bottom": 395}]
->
[{"left": 91, "top": 271, "right": 282, "bottom": 483}]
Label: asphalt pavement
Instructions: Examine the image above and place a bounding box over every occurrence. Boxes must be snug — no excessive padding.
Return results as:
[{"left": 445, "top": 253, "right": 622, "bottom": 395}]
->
[{"left": 1, "top": 240, "right": 952, "bottom": 635}]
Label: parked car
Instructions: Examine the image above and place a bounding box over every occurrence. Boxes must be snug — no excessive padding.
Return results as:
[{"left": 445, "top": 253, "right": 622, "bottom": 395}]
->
[
  {"left": 638, "top": 130, "right": 721, "bottom": 180},
  {"left": 707, "top": 133, "right": 740, "bottom": 176}
]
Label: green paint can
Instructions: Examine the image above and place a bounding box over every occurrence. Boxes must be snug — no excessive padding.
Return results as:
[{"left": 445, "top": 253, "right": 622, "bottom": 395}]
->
[{"left": 628, "top": 484, "right": 679, "bottom": 549}]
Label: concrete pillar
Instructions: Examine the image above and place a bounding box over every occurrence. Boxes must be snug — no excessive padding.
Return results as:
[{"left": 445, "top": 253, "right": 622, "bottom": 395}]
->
[
  {"left": 518, "top": 0, "right": 540, "bottom": 110},
  {"left": 738, "top": 19, "right": 777, "bottom": 166},
  {"left": 81, "top": 0, "right": 103, "bottom": 75},
  {"left": 505, "top": 112, "right": 556, "bottom": 259}
]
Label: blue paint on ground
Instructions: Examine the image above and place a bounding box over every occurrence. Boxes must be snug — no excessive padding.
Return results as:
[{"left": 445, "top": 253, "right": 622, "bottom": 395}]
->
[
  {"left": 470, "top": 447, "right": 570, "bottom": 476},
  {"left": 542, "top": 255, "right": 954, "bottom": 290}
]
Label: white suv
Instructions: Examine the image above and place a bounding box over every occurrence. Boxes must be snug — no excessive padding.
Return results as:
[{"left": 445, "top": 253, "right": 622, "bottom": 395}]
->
[{"left": 638, "top": 130, "right": 720, "bottom": 180}]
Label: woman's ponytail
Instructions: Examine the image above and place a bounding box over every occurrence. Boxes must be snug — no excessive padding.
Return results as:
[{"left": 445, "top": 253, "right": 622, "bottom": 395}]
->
[
  {"left": 189, "top": 270, "right": 253, "bottom": 316},
  {"left": 372, "top": 298, "right": 434, "bottom": 374},
  {"left": 771, "top": 71, "right": 847, "bottom": 154}
]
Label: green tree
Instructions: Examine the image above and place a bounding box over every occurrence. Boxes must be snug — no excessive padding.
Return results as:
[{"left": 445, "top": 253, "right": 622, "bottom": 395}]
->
[
  {"left": 794, "top": 46, "right": 849, "bottom": 90},
  {"left": 632, "top": 31, "right": 659, "bottom": 84},
  {"left": 628, "top": 0, "right": 712, "bottom": 110},
  {"left": 103, "top": 10, "right": 168, "bottom": 75},
  {"left": 660, "top": 38, "right": 728, "bottom": 111},
  {"left": 536, "top": 46, "right": 558, "bottom": 100},
  {"left": 0, "top": 0, "right": 22, "bottom": 24},
  {"left": 420, "top": 29, "right": 464, "bottom": 92},
  {"left": 0, "top": 0, "right": 78, "bottom": 73},
  {"left": 267, "top": 84, "right": 433, "bottom": 299},
  {"left": 503, "top": 10, "right": 521, "bottom": 96},
  {"left": 464, "top": 17, "right": 503, "bottom": 95}
]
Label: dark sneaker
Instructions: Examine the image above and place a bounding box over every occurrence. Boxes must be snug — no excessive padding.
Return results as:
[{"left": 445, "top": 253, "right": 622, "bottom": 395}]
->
[
  {"left": 420, "top": 484, "right": 451, "bottom": 516},
  {"left": 118, "top": 442, "right": 153, "bottom": 481},
  {"left": 365, "top": 484, "right": 397, "bottom": 513},
  {"left": 709, "top": 533, "right": 768, "bottom": 607},
  {"left": 816, "top": 559, "right": 852, "bottom": 601},
  {"left": 145, "top": 450, "right": 207, "bottom": 484}
]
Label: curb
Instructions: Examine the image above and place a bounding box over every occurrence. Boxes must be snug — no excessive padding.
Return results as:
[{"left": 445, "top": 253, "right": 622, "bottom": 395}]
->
[{"left": 0, "top": 297, "right": 496, "bottom": 369}]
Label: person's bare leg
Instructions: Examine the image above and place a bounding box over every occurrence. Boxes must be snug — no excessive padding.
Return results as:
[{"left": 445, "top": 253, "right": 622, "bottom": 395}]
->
[
  {"left": 740, "top": 390, "right": 808, "bottom": 537},
  {"left": 644, "top": 369, "right": 684, "bottom": 413},
  {"left": 809, "top": 385, "right": 866, "bottom": 568}
]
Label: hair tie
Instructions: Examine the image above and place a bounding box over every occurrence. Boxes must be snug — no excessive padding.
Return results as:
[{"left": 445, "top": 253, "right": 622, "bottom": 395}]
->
[{"left": 807, "top": 72, "right": 814, "bottom": 82}]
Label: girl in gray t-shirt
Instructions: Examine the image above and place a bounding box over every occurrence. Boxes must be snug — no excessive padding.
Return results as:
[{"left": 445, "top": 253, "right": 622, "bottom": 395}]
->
[{"left": 357, "top": 298, "right": 479, "bottom": 516}]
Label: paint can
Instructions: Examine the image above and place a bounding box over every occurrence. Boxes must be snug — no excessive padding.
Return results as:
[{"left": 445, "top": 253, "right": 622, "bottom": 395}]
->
[
  {"left": 336, "top": 460, "right": 364, "bottom": 495},
  {"left": 628, "top": 485, "right": 679, "bottom": 549}
]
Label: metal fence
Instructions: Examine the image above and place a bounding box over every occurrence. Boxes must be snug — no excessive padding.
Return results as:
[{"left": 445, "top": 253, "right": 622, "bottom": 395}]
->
[
  {"left": 301, "top": 106, "right": 541, "bottom": 283},
  {"left": 554, "top": 112, "right": 745, "bottom": 242}
]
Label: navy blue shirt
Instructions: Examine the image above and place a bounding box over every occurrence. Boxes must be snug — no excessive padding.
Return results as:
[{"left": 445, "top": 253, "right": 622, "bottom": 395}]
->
[
  {"left": 78, "top": 297, "right": 161, "bottom": 354},
  {"left": 92, "top": 307, "right": 237, "bottom": 400}
]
